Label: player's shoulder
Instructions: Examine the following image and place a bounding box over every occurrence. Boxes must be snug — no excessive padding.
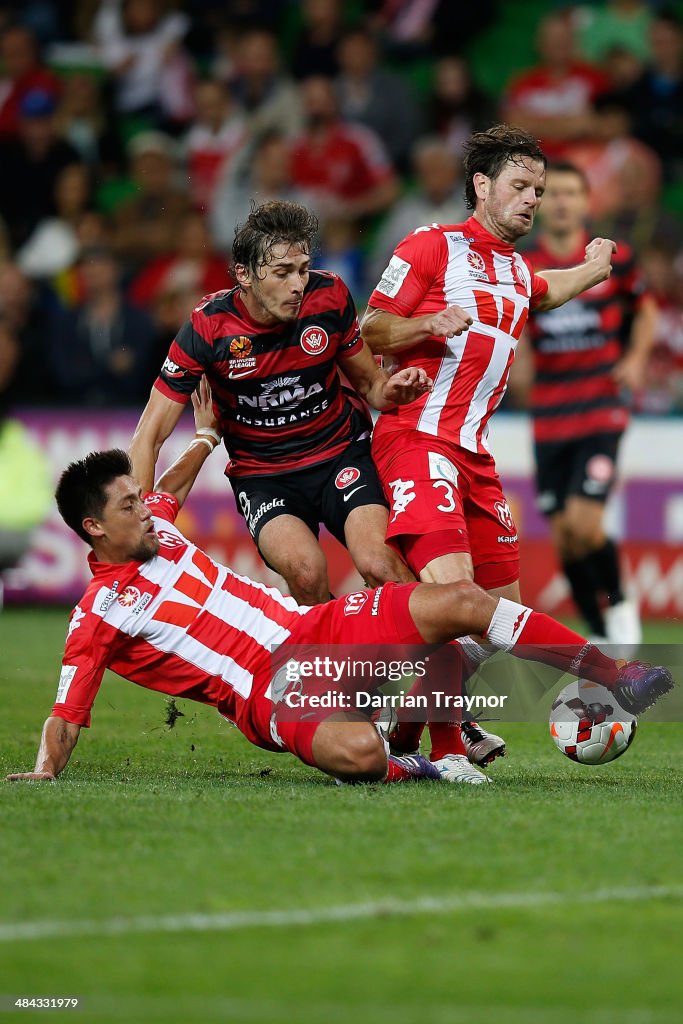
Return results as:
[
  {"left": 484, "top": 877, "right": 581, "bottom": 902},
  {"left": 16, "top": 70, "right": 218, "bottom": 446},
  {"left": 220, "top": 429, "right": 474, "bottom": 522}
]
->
[
  {"left": 144, "top": 492, "right": 179, "bottom": 524},
  {"left": 396, "top": 222, "right": 455, "bottom": 254},
  {"left": 305, "top": 269, "right": 352, "bottom": 302},
  {"left": 192, "top": 287, "right": 239, "bottom": 318}
]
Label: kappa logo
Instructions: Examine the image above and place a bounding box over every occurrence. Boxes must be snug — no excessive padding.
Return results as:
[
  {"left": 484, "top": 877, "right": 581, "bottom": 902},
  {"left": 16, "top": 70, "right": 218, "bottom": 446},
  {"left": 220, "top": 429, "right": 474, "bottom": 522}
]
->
[
  {"left": 344, "top": 591, "right": 369, "bottom": 616},
  {"left": 494, "top": 499, "right": 515, "bottom": 532},
  {"left": 162, "top": 357, "right": 186, "bottom": 379},
  {"left": 300, "top": 325, "right": 329, "bottom": 355},
  {"left": 466, "top": 250, "right": 486, "bottom": 274},
  {"left": 388, "top": 478, "right": 416, "bottom": 522},
  {"left": 118, "top": 585, "right": 141, "bottom": 608},
  {"left": 67, "top": 605, "right": 85, "bottom": 639},
  {"left": 335, "top": 467, "right": 361, "bottom": 489}
]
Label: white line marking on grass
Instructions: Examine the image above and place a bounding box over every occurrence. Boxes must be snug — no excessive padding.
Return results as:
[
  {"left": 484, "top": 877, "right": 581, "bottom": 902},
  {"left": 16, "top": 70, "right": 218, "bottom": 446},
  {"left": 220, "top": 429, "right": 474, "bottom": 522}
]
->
[{"left": 1, "top": 885, "right": 680, "bottom": 944}]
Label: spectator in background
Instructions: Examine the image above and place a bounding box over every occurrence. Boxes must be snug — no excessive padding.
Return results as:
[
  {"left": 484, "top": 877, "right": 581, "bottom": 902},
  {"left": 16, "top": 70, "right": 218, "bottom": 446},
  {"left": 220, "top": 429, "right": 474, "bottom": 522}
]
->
[
  {"left": 616, "top": 11, "right": 683, "bottom": 183},
  {"left": 182, "top": 78, "right": 245, "bottom": 211},
  {"left": 291, "top": 75, "right": 399, "bottom": 225},
  {"left": 368, "top": 0, "right": 497, "bottom": 60},
  {"left": 334, "top": 29, "right": 422, "bottom": 173},
  {"left": 129, "top": 209, "right": 229, "bottom": 321},
  {"left": 16, "top": 162, "right": 94, "bottom": 279},
  {"left": 367, "top": 136, "right": 467, "bottom": 292},
  {"left": 112, "top": 131, "right": 191, "bottom": 271},
  {"left": 47, "top": 245, "right": 156, "bottom": 407},
  {"left": 290, "top": 0, "right": 345, "bottom": 80},
  {"left": 209, "top": 131, "right": 310, "bottom": 253},
  {"left": 502, "top": 12, "right": 610, "bottom": 159},
  {"left": 0, "top": 88, "right": 82, "bottom": 249},
  {"left": 633, "top": 244, "right": 683, "bottom": 414},
  {"left": 54, "top": 72, "right": 123, "bottom": 174},
  {"left": 227, "top": 29, "right": 304, "bottom": 139},
  {"left": 563, "top": 99, "right": 662, "bottom": 223},
  {"left": 571, "top": 0, "right": 653, "bottom": 65},
  {"left": 429, "top": 55, "right": 497, "bottom": 158},
  {"left": 0, "top": 23, "right": 61, "bottom": 140},
  {"left": 93, "top": 0, "right": 195, "bottom": 131},
  {"left": 0, "top": 262, "right": 52, "bottom": 402}
]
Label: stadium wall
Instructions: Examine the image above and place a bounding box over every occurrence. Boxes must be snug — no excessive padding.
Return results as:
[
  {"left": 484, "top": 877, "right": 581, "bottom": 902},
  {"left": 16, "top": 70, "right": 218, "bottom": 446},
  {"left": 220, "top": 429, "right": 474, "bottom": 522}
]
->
[{"left": 5, "top": 410, "right": 683, "bottom": 620}]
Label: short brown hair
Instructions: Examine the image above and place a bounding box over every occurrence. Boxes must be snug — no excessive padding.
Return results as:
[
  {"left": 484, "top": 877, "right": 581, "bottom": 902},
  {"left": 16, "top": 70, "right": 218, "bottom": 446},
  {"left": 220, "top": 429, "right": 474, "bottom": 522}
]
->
[
  {"left": 463, "top": 124, "right": 546, "bottom": 210},
  {"left": 232, "top": 200, "right": 318, "bottom": 276}
]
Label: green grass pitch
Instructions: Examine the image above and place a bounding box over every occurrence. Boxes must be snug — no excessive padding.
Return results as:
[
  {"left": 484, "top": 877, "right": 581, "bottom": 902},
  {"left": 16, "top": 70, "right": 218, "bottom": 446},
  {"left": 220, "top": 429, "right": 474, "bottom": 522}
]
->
[{"left": 1, "top": 608, "right": 681, "bottom": 1024}]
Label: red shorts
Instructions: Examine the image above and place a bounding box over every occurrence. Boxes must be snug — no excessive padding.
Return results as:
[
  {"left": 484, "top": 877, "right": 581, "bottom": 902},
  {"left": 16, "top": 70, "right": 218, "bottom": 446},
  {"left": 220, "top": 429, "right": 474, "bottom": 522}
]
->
[
  {"left": 238, "top": 582, "right": 424, "bottom": 767},
  {"left": 372, "top": 427, "right": 519, "bottom": 590}
]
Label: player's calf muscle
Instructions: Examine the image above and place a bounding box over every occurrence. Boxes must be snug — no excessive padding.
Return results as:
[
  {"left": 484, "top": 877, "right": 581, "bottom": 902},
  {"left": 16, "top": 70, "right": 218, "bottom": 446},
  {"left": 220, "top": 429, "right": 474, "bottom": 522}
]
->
[{"left": 409, "top": 580, "right": 496, "bottom": 644}]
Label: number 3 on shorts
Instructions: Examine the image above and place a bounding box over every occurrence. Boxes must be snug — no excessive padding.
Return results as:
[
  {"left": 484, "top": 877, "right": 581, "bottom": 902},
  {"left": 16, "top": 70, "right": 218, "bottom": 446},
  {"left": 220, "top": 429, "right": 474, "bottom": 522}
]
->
[
  {"left": 433, "top": 479, "right": 457, "bottom": 512},
  {"left": 428, "top": 451, "right": 459, "bottom": 513}
]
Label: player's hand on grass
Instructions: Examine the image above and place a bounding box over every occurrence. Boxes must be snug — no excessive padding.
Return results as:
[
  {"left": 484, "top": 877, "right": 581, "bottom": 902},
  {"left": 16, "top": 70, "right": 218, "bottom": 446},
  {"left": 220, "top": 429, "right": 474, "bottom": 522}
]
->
[
  {"left": 584, "top": 237, "right": 616, "bottom": 278},
  {"left": 384, "top": 366, "right": 433, "bottom": 405},
  {"left": 6, "top": 771, "right": 55, "bottom": 782},
  {"left": 429, "top": 304, "right": 473, "bottom": 338},
  {"left": 191, "top": 375, "right": 219, "bottom": 436}
]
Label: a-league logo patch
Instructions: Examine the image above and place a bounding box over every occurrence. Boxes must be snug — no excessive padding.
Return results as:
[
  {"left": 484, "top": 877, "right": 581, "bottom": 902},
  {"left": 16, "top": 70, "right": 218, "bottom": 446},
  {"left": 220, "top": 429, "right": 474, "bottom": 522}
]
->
[
  {"left": 300, "top": 325, "right": 329, "bottom": 355},
  {"left": 335, "top": 467, "right": 361, "bottom": 489},
  {"left": 466, "top": 250, "right": 486, "bottom": 273},
  {"left": 118, "top": 586, "right": 141, "bottom": 608}
]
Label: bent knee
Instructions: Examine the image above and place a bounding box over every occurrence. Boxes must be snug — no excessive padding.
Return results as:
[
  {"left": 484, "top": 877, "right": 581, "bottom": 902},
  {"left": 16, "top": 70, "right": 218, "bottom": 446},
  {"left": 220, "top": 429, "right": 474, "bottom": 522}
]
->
[
  {"left": 356, "top": 549, "right": 412, "bottom": 586},
  {"left": 335, "top": 730, "right": 387, "bottom": 782}
]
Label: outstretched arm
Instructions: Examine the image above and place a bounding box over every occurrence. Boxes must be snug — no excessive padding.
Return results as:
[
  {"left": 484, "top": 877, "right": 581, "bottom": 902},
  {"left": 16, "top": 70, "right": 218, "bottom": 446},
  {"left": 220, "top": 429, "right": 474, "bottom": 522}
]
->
[
  {"left": 6, "top": 715, "right": 81, "bottom": 782},
  {"left": 154, "top": 376, "right": 220, "bottom": 507},
  {"left": 129, "top": 387, "right": 188, "bottom": 492},
  {"left": 535, "top": 237, "right": 617, "bottom": 311}
]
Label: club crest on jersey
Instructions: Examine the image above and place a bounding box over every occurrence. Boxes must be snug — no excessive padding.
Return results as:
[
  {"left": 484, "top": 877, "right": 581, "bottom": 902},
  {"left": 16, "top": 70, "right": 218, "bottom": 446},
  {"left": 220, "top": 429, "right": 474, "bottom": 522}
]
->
[
  {"left": 228, "top": 336, "right": 257, "bottom": 378},
  {"left": 344, "top": 591, "right": 368, "bottom": 616},
  {"left": 156, "top": 529, "right": 186, "bottom": 550},
  {"left": 466, "top": 250, "right": 488, "bottom": 280},
  {"left": 494, "top": 499, "right": 515, "bottom": 532},
  {"left": 511, "top": 260, "right": 527, "bottom": 290},
  {"left": 118, "top": 585, "right": 141, "bottom": 608},
  {"left": 300, "top": 325, "right": 329, "bottom": 355},
  {"left": 335, "top": 467, "right": 361, "bottom": 489}
]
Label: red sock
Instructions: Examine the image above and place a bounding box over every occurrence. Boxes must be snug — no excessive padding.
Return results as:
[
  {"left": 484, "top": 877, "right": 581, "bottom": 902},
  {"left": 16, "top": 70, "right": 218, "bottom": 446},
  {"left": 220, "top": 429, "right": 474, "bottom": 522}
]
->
[
  {"left": 486, "top": 600, "right": 619, "bottom": 687},
  {"left": 388, "top": 718, "right": 426, "bottom": 754},
  {"left": 429, "top": 722, "right": 466, "bottom": 760}
]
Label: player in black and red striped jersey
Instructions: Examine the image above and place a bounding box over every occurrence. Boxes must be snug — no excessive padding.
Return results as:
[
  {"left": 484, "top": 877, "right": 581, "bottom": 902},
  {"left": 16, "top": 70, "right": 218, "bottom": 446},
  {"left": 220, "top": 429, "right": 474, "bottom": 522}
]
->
[
  {"left": 519, "top": 163, "right": 657, "bottom": 649},
  {"left": 130, "top": 200, "right": 431, "bottom": 606}
]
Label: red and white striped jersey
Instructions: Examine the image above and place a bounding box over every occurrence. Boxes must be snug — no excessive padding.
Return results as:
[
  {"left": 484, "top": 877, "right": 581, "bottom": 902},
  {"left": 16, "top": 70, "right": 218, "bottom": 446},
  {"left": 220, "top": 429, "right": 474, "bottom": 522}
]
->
[
  {"left": 368, "top": 216, "right": 548, "bottom": 453},
  {"left": 52, "top": 493, "right": 309, "bottom": 729}
]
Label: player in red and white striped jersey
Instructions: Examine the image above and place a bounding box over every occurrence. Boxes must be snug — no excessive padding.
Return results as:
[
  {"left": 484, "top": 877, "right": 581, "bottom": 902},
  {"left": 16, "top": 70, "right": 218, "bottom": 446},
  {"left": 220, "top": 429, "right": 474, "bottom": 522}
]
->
[
  {"left": 6, "top": 381, "right": 673, "bottom": 785},
  {"left": 361, "top": 125, "right": 620, "bottom": 775}
]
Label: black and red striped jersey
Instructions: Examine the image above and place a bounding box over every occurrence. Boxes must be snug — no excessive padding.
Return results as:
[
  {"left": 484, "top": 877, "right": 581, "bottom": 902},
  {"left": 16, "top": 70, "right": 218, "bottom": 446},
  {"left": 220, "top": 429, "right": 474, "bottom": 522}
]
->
[
  {"left": 526, "top": 233, "right": 648, "bottom": 443},
  {"left": 154, "top": 271, "right": 370, "bottom": 476}
]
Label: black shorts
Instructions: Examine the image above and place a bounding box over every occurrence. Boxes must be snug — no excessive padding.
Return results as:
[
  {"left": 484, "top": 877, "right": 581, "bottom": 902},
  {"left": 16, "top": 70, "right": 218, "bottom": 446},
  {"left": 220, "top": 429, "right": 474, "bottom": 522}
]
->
[
  {"left": 230, "top": 439, "right": 389, "bottom": 550},
  {"left": 534, "top": 432, "right": 623, "bottom": 516}
]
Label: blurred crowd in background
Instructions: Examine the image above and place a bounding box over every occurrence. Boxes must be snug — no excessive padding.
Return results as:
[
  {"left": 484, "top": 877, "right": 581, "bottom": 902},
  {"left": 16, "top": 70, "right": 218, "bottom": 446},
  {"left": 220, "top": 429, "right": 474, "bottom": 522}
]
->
[{"left": 0, "top": 0, "right": 682, "bottom": 417}]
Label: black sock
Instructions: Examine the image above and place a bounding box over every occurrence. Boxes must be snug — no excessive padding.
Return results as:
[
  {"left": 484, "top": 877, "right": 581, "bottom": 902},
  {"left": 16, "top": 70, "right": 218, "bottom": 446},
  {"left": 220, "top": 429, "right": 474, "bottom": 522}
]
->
[
  {"left": 562, "top": 554, "right": 606, "bottom": 636},
  {"left": 586, "top": 538, "right": 624, "bottom": 606}
]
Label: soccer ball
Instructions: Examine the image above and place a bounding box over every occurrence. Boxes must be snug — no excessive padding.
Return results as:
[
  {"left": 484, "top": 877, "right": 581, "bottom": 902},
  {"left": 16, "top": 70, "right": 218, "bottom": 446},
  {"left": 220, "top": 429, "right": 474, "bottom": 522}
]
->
[{"left": 549, "top": 680, "right": 637, "bottom": 765}]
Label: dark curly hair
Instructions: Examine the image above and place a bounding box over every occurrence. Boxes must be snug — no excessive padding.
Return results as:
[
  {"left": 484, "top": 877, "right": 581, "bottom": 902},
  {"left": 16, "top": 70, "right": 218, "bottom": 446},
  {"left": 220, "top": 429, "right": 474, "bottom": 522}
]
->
[
  {"left": 232, "top": 200, "right": 319, "bottom": 277},
  {"left": 463, "top": 124, "right": 546, "bottom": 210}
]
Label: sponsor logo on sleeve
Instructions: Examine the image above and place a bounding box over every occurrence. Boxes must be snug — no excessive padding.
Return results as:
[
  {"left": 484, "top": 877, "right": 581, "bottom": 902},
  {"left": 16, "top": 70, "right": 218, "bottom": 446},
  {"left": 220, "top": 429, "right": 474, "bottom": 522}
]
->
[
  {"left": 376, "top": 255, "right": 412, "bottom": 298},
  {"left": 162, "top": 357, "right": 188, "bottom": 379},
  {"left": 300, "top": 326, "right": 329, "bottom": 355},
  {"left": 56, "top": 665, "right": 77, "bottom": 704}
]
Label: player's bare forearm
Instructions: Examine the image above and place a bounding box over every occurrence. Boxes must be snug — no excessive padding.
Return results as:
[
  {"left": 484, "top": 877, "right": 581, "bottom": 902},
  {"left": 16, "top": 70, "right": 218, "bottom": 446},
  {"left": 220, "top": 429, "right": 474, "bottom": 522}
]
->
[
  {"left": 361, "top": 305, "right": 472, "bottom": 354},
  {"left": 536, "top": 238, "right": 617, "bottom": 311},
  {"left": 6, "top": 715, "right": 81, "bottom": 782},
  {"left": 129, "top": 387, "right": 187, "bottom": 491},
  {"left": 155, "top": 377, "right": 220, "bottom": 507}
]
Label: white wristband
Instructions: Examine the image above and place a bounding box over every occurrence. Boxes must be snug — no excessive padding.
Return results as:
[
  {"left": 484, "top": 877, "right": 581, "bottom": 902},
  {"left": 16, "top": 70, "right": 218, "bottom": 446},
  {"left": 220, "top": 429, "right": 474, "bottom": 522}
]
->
[
  {"left": 188, "top": 437, "right": 214, "bottom": 455},
  {"left": 196, "top": 427, "right": 220, "bottom": 445}
]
